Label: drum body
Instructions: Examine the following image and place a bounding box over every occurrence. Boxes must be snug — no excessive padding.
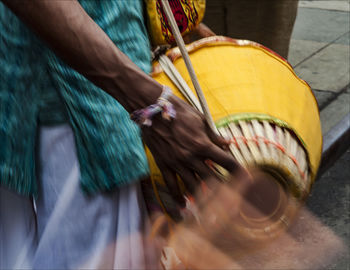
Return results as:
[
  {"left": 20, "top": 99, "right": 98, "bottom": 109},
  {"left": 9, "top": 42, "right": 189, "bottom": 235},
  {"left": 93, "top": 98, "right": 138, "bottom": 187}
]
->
[{"left": 146, "top": 36, "right": 322, "bottom": 241}]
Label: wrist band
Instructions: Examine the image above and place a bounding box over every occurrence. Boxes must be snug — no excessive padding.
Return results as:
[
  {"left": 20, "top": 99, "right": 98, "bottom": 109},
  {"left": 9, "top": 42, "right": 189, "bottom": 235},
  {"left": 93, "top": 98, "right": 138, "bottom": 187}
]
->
[{"left": 131, "top": 86, "right": 176, "bottom": 126}]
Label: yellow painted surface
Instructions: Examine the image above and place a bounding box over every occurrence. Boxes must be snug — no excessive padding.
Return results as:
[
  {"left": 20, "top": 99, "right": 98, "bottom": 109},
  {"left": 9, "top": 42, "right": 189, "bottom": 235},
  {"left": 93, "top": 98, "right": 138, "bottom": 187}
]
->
[{"left": 151, "top": 42, "right": 322, "bottom": 179}]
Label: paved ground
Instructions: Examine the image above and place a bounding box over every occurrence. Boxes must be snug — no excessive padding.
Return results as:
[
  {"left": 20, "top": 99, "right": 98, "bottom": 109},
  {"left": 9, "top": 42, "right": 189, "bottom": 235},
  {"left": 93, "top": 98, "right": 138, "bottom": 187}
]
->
[
  {"left": 289, "top": 1, "right": 349, "bottom": 269},
  {"left": 289, "top": 0, "right": 350, "bottom": 135},
  {"left": 307, "top": 149, "right": 349, "bottom": 269}
]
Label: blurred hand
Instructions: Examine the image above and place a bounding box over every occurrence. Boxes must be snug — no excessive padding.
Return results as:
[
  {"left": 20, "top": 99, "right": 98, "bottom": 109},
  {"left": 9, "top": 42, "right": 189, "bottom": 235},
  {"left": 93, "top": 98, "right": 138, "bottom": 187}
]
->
[
  {"left": 194, "top": 23, "right": 216, "bottom": 38},
  {"left": 183, "top": 23, "right": 216, "bottom": 43},
  {"left": 157, "top": 182, "right": 346, "bottom": 270}
]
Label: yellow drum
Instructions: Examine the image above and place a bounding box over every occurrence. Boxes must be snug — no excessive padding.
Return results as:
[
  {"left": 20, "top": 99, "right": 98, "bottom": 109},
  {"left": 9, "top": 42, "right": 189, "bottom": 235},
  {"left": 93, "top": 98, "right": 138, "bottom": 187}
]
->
[
  {"left": 146, "top": 36, "right": 322, "bottom": 241},
  {"left": 145, "top": 0, "right": 206, "bottom": 46}
]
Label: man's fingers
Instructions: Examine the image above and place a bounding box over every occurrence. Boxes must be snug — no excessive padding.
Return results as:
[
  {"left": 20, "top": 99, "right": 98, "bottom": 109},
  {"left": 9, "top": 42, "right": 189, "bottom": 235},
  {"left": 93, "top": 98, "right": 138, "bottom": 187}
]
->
[
  {"left": 159, "top": 166, "right": 186, "bottom": 208},
  {"left": 186, "top": 159, "right": 223, "bottom": 192},
  {"left": 203, "top": 120, "right": 226, "bottom": 147},
  {"left": 201, "top": 144, "right": 242, "bottom": 173},
  {"left": 204, "top": 121, "right": 231, "bottom": 152},
  {"left": 175, "top": 167, "right": 199, "bottom": 195},
  {"left": 147, "top": 139, "right": 187, "bottom": 208},
  {"left": 195, "top": 23, "right": 216, "bottom": 38}
]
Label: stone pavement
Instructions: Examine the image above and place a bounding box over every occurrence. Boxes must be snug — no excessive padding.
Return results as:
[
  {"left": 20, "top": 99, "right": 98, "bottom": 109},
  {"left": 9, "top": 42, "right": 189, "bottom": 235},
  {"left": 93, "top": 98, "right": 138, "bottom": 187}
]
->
[
  {"left": 288, "top": 0, "right": 350, "bottom": 135},
  {"left": 288, "top": 2, "right": 350, "bottom": 269}
]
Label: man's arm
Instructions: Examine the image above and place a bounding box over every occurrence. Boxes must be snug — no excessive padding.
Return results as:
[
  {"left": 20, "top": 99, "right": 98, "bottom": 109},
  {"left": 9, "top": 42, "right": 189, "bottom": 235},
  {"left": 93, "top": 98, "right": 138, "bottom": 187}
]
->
[
  {"left": 3, "top": 0, "right": 162, "bottom": 112},
  {"left": 2, "top": 0, "right": 246, "bottom": 207}
]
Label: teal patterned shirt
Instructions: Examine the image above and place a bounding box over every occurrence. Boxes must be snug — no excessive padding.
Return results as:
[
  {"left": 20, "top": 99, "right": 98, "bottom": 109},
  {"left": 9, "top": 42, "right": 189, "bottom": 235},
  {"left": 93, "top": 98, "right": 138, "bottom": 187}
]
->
[{"left": 0, "top": 0, "right": 151, "bottom": 196}]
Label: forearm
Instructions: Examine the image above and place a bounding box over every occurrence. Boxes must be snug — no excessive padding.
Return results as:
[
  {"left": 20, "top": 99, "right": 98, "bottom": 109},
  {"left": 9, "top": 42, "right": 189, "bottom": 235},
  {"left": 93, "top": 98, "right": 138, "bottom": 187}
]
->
[{"left": 2, "top": 0, "right": 162, "bottom": 112}]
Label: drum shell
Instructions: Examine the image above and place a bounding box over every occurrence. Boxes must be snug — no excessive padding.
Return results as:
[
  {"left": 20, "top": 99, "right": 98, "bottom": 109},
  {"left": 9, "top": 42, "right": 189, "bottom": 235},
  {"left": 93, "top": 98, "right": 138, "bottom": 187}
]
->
[
  {"left": 146, "top": 36, "right": 322, "bottom": 241},
  {"left": 151, "top": 36, "right": 322, "bottom": 180}
]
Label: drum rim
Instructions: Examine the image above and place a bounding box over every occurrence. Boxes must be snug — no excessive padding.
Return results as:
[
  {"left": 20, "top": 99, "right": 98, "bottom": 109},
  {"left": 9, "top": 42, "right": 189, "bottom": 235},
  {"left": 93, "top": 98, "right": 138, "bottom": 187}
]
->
[
  {"left": 238, "top": 168, "right": 286, "bottom": 223},
  {"left": 152, "top": 35, "right": 317, "bottom": 103}
]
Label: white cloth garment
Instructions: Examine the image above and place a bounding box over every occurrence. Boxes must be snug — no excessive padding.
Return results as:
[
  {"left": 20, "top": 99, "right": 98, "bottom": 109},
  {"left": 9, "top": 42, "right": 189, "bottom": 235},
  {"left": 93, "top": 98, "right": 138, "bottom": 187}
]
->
[
  {"left": 0, "top": 188, "right": 36, "bottom": 269},
  {"left": 0, "top": 124, "right": 157, "bottom": 269}
]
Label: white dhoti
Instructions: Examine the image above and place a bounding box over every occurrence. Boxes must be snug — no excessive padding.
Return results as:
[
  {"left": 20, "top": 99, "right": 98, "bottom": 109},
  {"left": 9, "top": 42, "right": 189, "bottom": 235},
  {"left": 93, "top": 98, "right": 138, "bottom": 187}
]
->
[
  {"left": 0, "top": 188, "right": 36, "bottom": 269},
  {"left": 0, "top": 124, "right": 157, "bottom": 269}
]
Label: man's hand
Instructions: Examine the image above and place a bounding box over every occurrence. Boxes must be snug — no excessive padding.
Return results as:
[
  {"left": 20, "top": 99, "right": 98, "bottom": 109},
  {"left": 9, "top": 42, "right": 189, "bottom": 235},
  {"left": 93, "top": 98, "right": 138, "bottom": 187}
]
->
[
  {"left": 183, "top": 23, "right": 216, "bottom": 44},
  {"left": 142, "top": 94, "right": 245, "bottom": 208},
  {"left": 195, "top": 23, "right": 216, "bottom": 38}
]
